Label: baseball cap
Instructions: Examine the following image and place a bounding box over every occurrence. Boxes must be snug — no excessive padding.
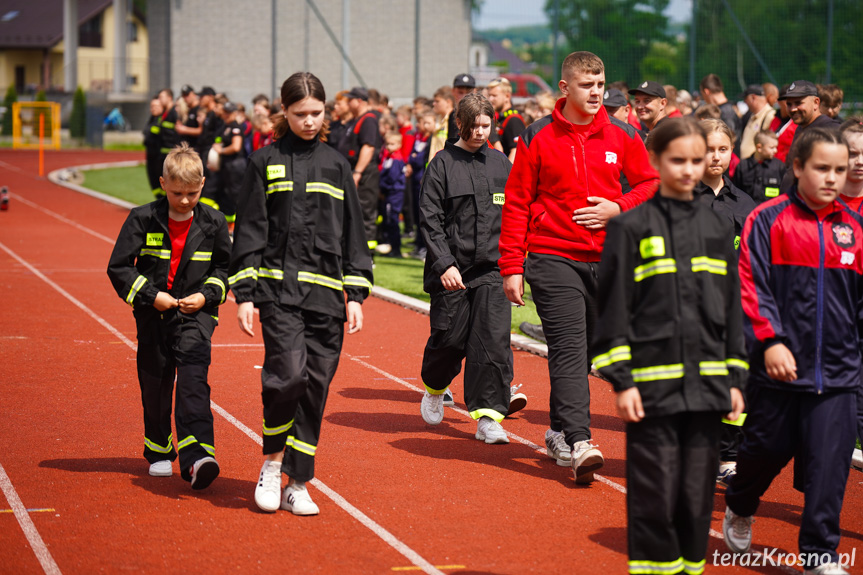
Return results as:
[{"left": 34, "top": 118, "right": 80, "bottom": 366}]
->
[
  {"left": 223, "top": 102, "right": 238, "bottom": 113},
  {"left": 453, "top": 73, "right": 476, "bottom": 89},
  {"left": 629, "top": 81, "right": 666, "bottom": 99},
  {"left": 743, "top": 84, "right": 764, "bottom": 97},
  {"left": 603, "top": 89, "right": 628, "bottom": 108},
  {"left": 181, "top": 84, "right": 194, "bottom": 96},
  {"left": 199, "top": 86, "right": 216, "bottom": 97},
  {"left": 779, "top": 80, "right": 818, "bottom": 100},
  {"left": 347, "top": 86, "right": 369, "bottom": 101}
]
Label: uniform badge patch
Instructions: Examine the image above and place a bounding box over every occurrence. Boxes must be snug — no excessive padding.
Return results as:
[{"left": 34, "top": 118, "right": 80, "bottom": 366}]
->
[
  {"left": 832, "top": 223, "right": 855, "bottom": 247},
  {"left": 493, "top": 193, "right": 505, "bottom": 205},
  {"left": 146, "top": 233, "right": 164, "bottom": 246},
  {"left": 841, "top": 251, "right": 855, "bottom": 266},
  {"left": 267, "top": 165, "right": 286, "bottom": 180},
  {"left": 605, "top": 152, "right": 618, "bottom": 164},
  {"left": 639, "top": 236, "right": 666, "bottom": 259}
]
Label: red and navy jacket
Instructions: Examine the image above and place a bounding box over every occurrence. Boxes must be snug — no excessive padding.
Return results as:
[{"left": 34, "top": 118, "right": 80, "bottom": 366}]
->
[
  {"left": 740, "top": 186, "right": 863, "bottom": 394},
  {"left": 499, "top": 99, "right": 658, "bottom": 275}
]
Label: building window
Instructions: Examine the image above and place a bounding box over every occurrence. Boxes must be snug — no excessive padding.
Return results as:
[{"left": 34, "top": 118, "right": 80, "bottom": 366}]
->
[
  {"left": 128, "top": 22, "right": 138, "bottom": 42},
  {"left": 79, "top": 15, "right": 103, "bottom": 48},
  {"left": 127, "top": 75, "right": 138, "bottom": 86},
  {"left": 15, "top": 66, "right": 25, "bottom": 92}
]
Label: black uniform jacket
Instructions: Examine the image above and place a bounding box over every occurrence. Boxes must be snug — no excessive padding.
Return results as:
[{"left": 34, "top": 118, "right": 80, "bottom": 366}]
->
[
  {"left": 107, "top": 198, "right": 232, "bottom": 326},
  {"left": 420, "top": 141, "right": 511, "bottom": 294},
  {"left": 228, "top": 132, "right": 373, "bottom": 320},
  {"left": 694, "top": 176, "right": 757, "bottom": 248},
  {"left": 592, "top": 194, "right": 748, "bottom": 417},
  {"left": 732, "top": 156, "right": 786, "bottom": 204}
]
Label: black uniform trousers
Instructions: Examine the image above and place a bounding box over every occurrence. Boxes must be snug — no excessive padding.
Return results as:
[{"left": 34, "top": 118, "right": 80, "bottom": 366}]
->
[
  {"left": 259, "top": 302, "right": 342, "bottom": 483},
  {"left": 136, "top": 310, "right": 216, "bottom": 481},
  {"left": 421, "top": 278, "right": 513, "bottom": 421},
  {"left": 201, "top": 161, "right": 222, "bottom": 213},
  {"left": 526, "top": 253, "right": 597, "bottom": 445},
  {"left": 145, "top": 151, "right": 163, "bottom": 196},
  {"left": 726, "top": 386, "right": 856, "bottom": 567},
  {"left": 356, "top": 167, "right": 380, "bottom": 250},
  {"left": 626, "top": 413, "right": 721, "bottom": 574},
  {"left": 217, "top": 156, "right": 245, "bottom": 221}
]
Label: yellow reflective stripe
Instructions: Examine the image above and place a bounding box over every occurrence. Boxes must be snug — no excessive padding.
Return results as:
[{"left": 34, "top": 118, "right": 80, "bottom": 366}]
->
[
  {"left": 159, "top": 147, "right": 173, "bottom": 154},
  {"left": 699, "top": 360, "right": 729, "bottom": 377},
  {"left": 287, "top": 435, "right": 317, "bottom": 456},
  {"left": 200, "top": 443, "right": 215, "bottom": 456},
  {"left": 139, "top": 248, "right": 171, "bottom": 259},
  {"left": 263, "top": 419, "right": 294, "bottom": 436},
  {"left": 161, "top": 121, "right": 175, "bottom": 129},
  {"left": 204, "top": 277, "right": 226, "bottom": 303},
  {"left": 298, "top": 271, "right": 343, "bottom": 290},
  {"left": 229, "top": 267, "right": 258, "bottom": 285},
  {"left": 150, "top": 125, "right": 160, "bottom": 134},
  {"left": 683, "top": 559, "right": 706, "bottom": 575},
  {"left": 177, "top": 435, "right": 197, "bottom": 450},
  {"left": 423, "top": 384, "right": 447, "bottom": 395},
  {"left": 190, "top": 251, "right": 212, "bottom": 261},
  {"left": 259, "top": 268, "right": 285, "bottom": 280},
  {"left": 210, "top": 315, "right": 219, "bottom": 321},
  {"left": 367, "top": 240, "right": 378, "bottom": 249},
  {"left": 343, "top": 275, "right": 373, "bottom": 289},
  {"left": 691, "top": 256, "right": 727, "bottom": 275},
  {"left": 470, "top": 408, "right": 505, "bottom": 423},
  {"left": 125, "top": 275, "right": 148, "bottom": 305},
  {"left": 144, "top": 434, "right": 173, "bottom": 454},
  {"left": 722, "top": 412, "right": 748, "bottom": 426},
  {"left": 631, "top": 364, "right": 684, "bottom": 382},
  {"left": 306, "top": 181, "right": 344, "bottom": 200},
  {"left": 634, "top": 258, "right": 677, "bottom": 282},
  {"left": 629, "top": 558, "right": 684, "bottom": 574},
  {"left": 199, "top": 196, "right": 220, "bottom": 210},
  {"left": 266, "top": 180, "right": 294, "bottom": 195},
  {"left": 592, "top": 345, "right": 632, "bottom": 369},
  {"left": 726, "top": 358, "right": 749, "bottom": 371}
]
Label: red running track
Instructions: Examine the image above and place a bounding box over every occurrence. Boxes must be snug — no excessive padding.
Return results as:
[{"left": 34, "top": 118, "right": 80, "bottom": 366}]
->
[{"left": 0, "top": 149, "right": 861, "bottom": 574}]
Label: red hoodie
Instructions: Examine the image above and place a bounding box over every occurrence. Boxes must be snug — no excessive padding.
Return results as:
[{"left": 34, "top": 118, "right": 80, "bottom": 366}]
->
[{"left": 499, "top": 99, "right": 659, "bottom": 275}]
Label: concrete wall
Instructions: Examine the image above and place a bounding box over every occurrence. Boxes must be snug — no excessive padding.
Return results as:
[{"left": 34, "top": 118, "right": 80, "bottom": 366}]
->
[{"left": 161, "top": 0, "right": 471, "bottom": 107}]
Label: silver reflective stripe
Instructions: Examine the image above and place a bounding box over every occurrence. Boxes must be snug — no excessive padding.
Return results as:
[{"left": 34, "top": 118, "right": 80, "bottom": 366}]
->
[
  {"left": 190, "top": 251, "right": 212, "bottom": 262},
  {"left": 125, "top": 275, "right": 148, "bottom": 305},
  {"left": 306, "top": 181, "right": 344, "bottom": 200},
  {"left": 204, "top": 277, "right": 226, "bottom": 303},
  {"left": 631, "top": 364, "right": 684, "bottom": 382},
  {"left": 343, "top": 275, "right": 373, "bottom": 289},
  {"left": 139, "top": 248, "right": 171, "bottom": 259},
  {"left": 229, "top": 267, "right": 258, "bottom": 285},
  {"left": 259, "top": 268, "right": 285, "bottom": 280},
  {"left": 266, "top": 181, "right": 295, "bottom": 195},
  {"left": 298, "top": 271, "right": 343, "bottom": 290}
]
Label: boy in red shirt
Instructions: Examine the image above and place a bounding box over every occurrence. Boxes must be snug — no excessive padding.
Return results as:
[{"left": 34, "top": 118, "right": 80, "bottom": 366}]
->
[{"left": 108, "top": 143, "right": 232, "bottom": 489}]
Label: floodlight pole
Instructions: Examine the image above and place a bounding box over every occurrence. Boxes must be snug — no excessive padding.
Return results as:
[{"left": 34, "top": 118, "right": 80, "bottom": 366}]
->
[
  {"left": 689, "top": 0, "right": 696, "bottom": 95},
  {"left": 826, "top": 0, "right": 834, "bottom": 83}
]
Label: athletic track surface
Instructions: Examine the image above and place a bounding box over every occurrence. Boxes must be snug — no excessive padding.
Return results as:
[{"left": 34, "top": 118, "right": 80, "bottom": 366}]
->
[{"left": 1, "top": 149, "right": 861, "bottom": 575}]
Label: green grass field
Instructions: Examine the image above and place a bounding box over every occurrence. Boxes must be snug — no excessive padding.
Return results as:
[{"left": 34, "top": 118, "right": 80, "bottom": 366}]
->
[{"left": 81, "top": 165, "right": 542, "bottom": 334}]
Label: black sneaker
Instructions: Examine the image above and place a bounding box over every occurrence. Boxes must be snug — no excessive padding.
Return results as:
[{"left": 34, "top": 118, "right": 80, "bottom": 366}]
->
[
  {"left": 190, "top": 457, "right": 220, "bottom": 490},
  {"left": 519, "top": 322, "right": 546, "bottom": 343}
]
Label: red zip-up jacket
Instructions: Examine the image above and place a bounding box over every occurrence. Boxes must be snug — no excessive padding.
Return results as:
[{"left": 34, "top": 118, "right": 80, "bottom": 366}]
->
[{"left": 499, "top": 99, "right": 658, "bottom": 275}]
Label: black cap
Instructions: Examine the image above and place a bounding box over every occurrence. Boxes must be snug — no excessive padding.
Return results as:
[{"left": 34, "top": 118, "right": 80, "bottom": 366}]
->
[
  {"left": 743, "top": 84, "right": 764, "bottom": 97},
  {"left": 779, "top": 80, "right": 818, "bottom": 100},
  {"left": 347, "top": 86, "right": 369, "bottom": 101},
  {"left": 199, "top": 86, "right": 216, "bottom": 97},
  {"left": 181, "top": 84, "right": 194, "bottom": 96},
  {"left": 603, "top": 88, "right": 628, "bottom": 108},
  {"left": 223, "top": 102, "right": 238, "bottom": 113},
  {"left": 629, "top": 81, "right": 666, "bottom": 99},
  {"left": 453, "top": 73, "right": 476, "bottom": 89}
]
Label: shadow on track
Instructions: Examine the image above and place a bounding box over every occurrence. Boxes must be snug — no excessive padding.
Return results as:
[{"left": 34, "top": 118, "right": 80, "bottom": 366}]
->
[{"left": 40, "top": 457, "right": 258, "bottom": 510}]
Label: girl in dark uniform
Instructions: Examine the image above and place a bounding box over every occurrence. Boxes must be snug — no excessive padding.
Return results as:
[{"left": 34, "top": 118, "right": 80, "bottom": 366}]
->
[{"left": 229, "top": 72, "right": 373, "bottom": 516}]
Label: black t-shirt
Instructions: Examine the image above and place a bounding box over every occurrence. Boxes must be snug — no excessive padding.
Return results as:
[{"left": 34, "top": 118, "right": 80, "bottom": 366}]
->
[
  {"left": 159, "top": 107, "right": 180, "bottom": 151},
  {"left": 198, "top": 110, "right": 223, "bottom": 154},
  {"left": 219, "top": 121, "right": 247, "bottom": 159},
  {"left": 182, "top": 105, "right": 200, "bottom": 148},
  {"left": 338, "top": 112, "right": 380, "bottom": 169},
  {"left": 498, "top": 108, "right": 526, "bottom": 156}
]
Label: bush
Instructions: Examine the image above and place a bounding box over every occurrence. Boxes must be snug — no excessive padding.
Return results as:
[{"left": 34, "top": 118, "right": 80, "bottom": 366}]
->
[
  {"left": 1, "top": 85, "right": 17, "bottom": 136},
  {"left": 70, "top": 87, "right": 86, "bottom": 138}
]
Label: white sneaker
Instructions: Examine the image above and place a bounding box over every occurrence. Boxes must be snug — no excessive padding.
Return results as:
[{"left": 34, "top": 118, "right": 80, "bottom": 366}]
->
[
  {"left": 421, "top": 391, "right": 444, "bottom": 425},
  {"left": 374, "top": 243, "right": 392, "bottom": 255},
  {"left": 255, "top": 460, "right": 283, "bottom": 512},
  {"left": 804, "top": 562, "right": 850, "bottom": 575},
  {"left": 508, "top": 384, "right": 527, "bottom": 416},
  {"left": 475, "top": 417, "right": 509, "bottom": 444},
  {"left": 852, "top": 448, "right": 863, "bottom": 471},
  {"left": 443, "top": 388, "right": 455, "bottom": 407},
  {"left": 723, "top": 506, "right": 753, "bottom": 554},
  {"left": 148, "top": 460, "right": 172, "bottom": 477},
  {"left": 545, "top": 429, "right": 571, "bottom": 467},
  {"left": 190, "top": 457, "right": 219, "bottom": 490},
  {"left": 281, "top": 481, "right": 320, "bottom": 516},
  {"left": 571, "top": 440, "right": 603, "bottom": 484}
]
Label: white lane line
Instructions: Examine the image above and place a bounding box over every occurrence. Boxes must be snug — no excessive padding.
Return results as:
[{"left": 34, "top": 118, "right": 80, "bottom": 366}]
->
[
  {"left": 0, "top": 462, "right": 62, "bottom": 575},
  {"left": 1, "top": 241, "right": 444, "bottom": 575},
  {"left": 11, "top": 194, "right": 118, "bottom": 244},
  {"left": 346, "top": 353, "right": 804, "bottom": 573}
]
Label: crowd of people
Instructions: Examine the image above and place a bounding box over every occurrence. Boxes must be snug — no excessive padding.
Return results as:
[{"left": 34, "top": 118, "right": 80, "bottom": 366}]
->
[{"left": 121, "top": 56, "right": 863, "bottom": 575}]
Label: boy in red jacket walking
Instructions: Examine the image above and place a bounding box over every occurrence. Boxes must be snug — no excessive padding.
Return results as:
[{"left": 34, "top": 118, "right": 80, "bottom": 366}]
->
[{"left": 499, "top": 51, "right": 659, "bottom": 482}]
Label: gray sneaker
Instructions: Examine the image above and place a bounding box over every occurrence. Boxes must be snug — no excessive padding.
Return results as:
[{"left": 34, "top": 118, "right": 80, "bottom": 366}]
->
[
  {"left": 544, "top": 429, "right": 571, "bottom": 467},
  {"left": 571, "top": 440, "right": 603, "bottom": 484},
  {"left": 723, "top": 506, "right": 753, "bottom": 554},
  {"left": 476, "top": 417, "right": 509, "bottom": 444},
  {"left": 421, "top": 391, "right": 444, "bottom": 425}
]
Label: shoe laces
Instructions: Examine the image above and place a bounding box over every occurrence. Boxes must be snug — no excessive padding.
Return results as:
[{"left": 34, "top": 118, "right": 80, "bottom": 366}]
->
[
  {"left": 548, "top": 432, "right": 568, "bottom": 453},
  {"left": 511, "top": 384, "right": 523, "bottom": 394},
  {"left": 260, "top": 461, "right": 282, "bottom": 492},
  {"left": 572, "top": 440, "right": 599, "bottom": 458},
  {"left": 730, "top": 512, "right": 753, "bottom": 537}
]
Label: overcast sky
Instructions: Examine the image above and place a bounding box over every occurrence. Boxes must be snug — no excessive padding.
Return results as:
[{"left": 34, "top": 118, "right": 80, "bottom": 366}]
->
[{"left": 474, "top": 0, "right": 692, "bottom": 30}]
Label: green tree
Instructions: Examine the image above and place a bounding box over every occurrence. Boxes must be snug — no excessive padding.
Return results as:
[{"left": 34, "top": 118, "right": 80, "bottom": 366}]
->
[
  {"left": 545, "top": 0, "right": 671, "bottom": 86},
  {"left": 1, "top": 84, "right": 16, "bottom": 136},
  {"left": 70, "top": 87, "right": 87, "bottom": 139}
]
